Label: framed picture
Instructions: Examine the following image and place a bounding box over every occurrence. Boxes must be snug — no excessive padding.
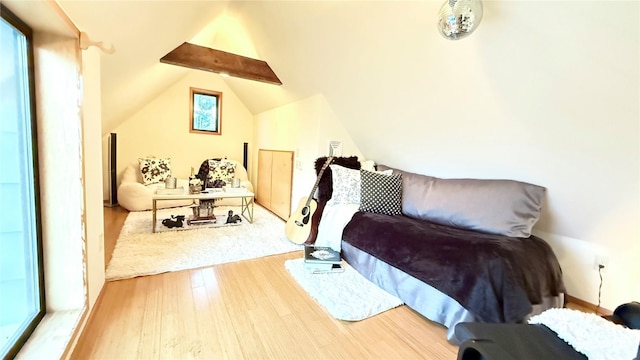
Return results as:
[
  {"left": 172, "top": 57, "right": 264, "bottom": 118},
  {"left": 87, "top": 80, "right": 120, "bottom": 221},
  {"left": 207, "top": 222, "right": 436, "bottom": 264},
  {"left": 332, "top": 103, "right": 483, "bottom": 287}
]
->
[{"left": 190, "top": 87, "right": 222, "bottom": 135}]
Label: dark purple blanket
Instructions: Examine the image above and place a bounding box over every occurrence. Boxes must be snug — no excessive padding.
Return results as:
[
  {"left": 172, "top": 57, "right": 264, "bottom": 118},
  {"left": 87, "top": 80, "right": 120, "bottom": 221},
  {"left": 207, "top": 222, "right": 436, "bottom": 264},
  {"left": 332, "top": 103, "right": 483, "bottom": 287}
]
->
[{"left": 342, "top": 212, "right": 565, "bottom": 323}]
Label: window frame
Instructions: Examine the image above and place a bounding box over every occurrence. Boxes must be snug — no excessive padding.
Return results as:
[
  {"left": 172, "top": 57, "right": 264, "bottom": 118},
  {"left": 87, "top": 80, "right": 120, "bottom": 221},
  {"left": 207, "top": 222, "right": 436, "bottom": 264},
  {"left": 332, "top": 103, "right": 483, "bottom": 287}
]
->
[{"left": 0, "top": 4, "right": 46, "bottom": 359}]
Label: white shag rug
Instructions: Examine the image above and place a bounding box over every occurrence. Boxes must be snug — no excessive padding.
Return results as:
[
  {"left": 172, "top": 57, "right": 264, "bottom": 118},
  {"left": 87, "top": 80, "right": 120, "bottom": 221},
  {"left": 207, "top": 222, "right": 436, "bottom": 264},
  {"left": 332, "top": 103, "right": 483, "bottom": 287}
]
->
[
  {"left": 284, "top": 258, "right": 404, "bottom": 321},
  {"left": 529, "top": 308, "right": 640, "bottom": 360},
  {"left": 106, "top": 205, "right": 302, "bottom": 280}
]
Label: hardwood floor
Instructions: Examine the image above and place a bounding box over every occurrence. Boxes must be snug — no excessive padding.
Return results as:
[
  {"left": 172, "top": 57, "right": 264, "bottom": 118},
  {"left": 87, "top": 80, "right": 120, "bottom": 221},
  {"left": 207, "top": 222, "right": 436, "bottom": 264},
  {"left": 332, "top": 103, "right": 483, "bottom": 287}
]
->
[{"left": 73, "top": 207, "right": 459, "bottom": 359}]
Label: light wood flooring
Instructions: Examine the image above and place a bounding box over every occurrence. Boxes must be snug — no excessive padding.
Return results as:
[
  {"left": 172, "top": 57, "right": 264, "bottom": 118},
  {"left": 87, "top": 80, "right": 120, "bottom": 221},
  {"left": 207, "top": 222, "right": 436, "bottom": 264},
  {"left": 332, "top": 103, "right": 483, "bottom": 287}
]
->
[{"left": 71, "top": 207, "right": 460, "bottom": 359}]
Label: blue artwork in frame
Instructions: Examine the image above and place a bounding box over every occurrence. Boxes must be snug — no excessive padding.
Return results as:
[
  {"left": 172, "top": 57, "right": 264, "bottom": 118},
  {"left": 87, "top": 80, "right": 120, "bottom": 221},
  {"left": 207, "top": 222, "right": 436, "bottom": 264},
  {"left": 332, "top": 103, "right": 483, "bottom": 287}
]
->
[{"left": 190, "top": 87, "right": 222, "bottom": 135}]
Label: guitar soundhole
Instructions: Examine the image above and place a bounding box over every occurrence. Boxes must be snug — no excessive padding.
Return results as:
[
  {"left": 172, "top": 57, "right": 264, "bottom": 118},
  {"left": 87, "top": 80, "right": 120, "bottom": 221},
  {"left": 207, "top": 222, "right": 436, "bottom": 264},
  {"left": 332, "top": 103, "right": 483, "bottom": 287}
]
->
[{"left": 301, "top": 207, "right": 309, "bottom": 216}]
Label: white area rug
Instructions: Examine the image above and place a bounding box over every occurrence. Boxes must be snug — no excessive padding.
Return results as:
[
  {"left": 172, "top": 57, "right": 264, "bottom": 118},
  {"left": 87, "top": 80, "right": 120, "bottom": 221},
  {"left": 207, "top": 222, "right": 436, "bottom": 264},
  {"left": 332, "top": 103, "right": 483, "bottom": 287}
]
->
[
  {"left": 529, "top": 308, "right": 640, "bottom": 360},
  {"left": 284, "top": 258, "right": 404, "bottom": 321},
  {"left": 106, "top": 205, "right": 302, "bottom": 280}
]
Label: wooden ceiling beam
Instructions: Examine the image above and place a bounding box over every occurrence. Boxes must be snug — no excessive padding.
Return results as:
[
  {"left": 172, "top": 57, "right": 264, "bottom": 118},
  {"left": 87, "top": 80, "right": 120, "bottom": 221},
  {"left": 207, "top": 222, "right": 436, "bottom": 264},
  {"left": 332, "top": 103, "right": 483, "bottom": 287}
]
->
[{"left": 160, "top": 42, "right": 282, "bottom": 85}]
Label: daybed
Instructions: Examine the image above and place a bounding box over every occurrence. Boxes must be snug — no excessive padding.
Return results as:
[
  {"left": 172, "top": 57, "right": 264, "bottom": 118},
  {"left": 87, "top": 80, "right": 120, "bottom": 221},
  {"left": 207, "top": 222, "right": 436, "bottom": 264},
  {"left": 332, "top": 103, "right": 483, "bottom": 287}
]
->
[
  {"left": 312, "top": 157, "right": 565, "bottom": 344},
  {"left": 117, "top": 157, "right": 253, "bottom": 211}
]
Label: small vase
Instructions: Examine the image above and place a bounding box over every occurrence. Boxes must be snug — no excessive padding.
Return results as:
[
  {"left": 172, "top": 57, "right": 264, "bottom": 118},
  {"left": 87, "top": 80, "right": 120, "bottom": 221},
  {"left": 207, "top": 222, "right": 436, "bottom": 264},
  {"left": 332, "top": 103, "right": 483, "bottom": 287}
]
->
[{"left": 189, "top": 184, "right": 201, "bottom": 194}]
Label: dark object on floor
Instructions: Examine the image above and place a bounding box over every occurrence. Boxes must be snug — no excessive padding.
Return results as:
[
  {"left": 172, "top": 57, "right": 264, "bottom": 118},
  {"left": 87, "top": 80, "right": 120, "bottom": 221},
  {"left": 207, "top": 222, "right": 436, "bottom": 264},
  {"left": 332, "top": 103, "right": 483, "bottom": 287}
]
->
[
  {"left": 602, "top": 301, "right": 640, "bottom": 328},
  {"left": 225, "top": 210, "right": 242, "bottom": 224},
  {"left": 162, "top": 215, "right": 185, "bottom": 228},
  {"left": 455, "top": 322, "right": 587, "bottom": 360},
  {"left": 455, "top": 301, "right": 640, "bottom": 360}
]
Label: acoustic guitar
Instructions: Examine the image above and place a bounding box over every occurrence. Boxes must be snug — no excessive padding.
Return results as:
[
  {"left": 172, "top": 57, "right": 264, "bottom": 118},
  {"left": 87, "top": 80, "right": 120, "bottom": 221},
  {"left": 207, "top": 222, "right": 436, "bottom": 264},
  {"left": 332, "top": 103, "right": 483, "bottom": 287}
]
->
[{"left": 285, "top": 156, "right": 333, "bottom": 244}]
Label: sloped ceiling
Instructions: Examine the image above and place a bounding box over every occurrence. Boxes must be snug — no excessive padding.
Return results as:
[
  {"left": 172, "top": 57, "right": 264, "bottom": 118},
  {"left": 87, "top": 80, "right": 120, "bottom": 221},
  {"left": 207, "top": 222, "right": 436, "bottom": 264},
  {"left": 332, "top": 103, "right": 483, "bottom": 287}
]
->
[{"left": 57, "top": 1, "right": 458, "bottom": 136}]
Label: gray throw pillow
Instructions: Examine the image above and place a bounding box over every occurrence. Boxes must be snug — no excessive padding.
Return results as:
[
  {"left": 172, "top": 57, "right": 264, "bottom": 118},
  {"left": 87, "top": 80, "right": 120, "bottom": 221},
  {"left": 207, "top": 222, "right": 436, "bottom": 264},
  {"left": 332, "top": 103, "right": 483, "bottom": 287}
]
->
[
  {"left": 377, "top": 165, "right": 545, "bottom": 238},
  {"left": 359, "top": 170, "right": 402, "bottom": 216}
]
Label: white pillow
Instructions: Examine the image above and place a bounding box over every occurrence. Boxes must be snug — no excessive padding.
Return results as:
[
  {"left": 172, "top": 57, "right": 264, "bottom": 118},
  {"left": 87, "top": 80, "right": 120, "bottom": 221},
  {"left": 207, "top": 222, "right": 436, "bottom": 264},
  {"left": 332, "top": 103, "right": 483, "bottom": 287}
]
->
[
  {"left": 327, "top": 165, "right": 393, "bottom": 205},
  {"left": 327, "top": 165, "right": 361, "bottom": 205}
]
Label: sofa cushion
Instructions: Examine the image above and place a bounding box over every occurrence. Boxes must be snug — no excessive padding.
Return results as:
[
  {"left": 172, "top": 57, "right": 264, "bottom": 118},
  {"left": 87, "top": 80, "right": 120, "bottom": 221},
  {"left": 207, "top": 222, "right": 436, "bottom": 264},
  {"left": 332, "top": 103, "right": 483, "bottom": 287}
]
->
[
  {"left": 359, "top": 169, "right": 403, "bottom": 216},
  {"left": 138, "top": 157, "right": 171, "bottom": 185},
  {"left": 196, "top": 158, "right": 236, "bottom": 187},
  {"left": 314, "top": 156, "right": 361, "bottom": 203},
  {"left": 378, "top": 165, "right": 545, "bottom": 238},
  {"left": 207, "top": 159, "right": 236, "bottom": 187},
  {"left": 326, "top": 165, "right": 361, "bottom": 205}
]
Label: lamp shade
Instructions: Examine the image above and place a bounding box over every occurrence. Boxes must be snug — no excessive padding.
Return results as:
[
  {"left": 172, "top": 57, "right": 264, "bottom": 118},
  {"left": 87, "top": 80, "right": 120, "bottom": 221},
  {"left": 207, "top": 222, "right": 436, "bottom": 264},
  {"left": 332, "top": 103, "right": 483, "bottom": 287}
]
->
[{"left": 437, "top": 0, "right": 483, "bottom": 40}]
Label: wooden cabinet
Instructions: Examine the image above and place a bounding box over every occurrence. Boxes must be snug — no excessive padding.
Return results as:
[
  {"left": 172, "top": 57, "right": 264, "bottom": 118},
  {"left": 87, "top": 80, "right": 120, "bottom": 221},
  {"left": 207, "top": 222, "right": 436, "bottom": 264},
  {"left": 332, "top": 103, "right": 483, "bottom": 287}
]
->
[{"left": 257, "top": 149, "right": 293, "bottom": 220}]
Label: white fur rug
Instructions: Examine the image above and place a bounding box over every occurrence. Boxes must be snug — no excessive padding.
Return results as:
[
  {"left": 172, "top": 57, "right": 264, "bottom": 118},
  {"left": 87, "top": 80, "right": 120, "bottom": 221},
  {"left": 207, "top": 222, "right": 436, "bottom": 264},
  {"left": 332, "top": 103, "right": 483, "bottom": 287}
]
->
[
  {"left": 106, "top": 205, "right": 302, "bottom": 280},
  {"left": 529, "top": 308, "right": 640, "bottom": 360},
  {"left": 284, "top": 258, "right": 404, "bottom": 321}
]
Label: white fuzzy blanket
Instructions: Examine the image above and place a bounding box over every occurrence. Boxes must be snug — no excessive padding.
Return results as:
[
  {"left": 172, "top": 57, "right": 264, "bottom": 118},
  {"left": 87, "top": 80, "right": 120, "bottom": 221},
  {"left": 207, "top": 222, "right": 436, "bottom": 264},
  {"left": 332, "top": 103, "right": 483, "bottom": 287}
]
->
[{"left": 528, "top": 308, "right": 640, "bottom": 360}]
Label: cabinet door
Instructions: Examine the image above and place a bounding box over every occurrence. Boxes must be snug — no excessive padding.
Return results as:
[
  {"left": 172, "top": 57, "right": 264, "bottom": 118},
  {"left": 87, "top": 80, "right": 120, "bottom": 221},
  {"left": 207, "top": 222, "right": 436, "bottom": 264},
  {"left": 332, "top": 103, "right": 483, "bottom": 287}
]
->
[
  {"left": 257, "top": 150, "right": 273, "bottom": 208},
  {"left": 270, "top": 151, "right": 294, "bottom": 220}
]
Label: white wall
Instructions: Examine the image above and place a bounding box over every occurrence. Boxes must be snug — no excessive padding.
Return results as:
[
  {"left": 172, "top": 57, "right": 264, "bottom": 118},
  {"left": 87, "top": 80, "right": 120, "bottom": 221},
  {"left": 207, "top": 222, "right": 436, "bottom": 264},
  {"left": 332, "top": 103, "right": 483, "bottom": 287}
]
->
[
  {"left": 246, "top": 1, "right": 639, "bottom": 310},
  {"left": 110, "top": 70, "right": 254, "bottom": 192},
  {"left": 254, "top": 94, "right": 364, "bottom": 211},
  {"left": 81, "top": 47, "right": 105, "bottom": 310}
]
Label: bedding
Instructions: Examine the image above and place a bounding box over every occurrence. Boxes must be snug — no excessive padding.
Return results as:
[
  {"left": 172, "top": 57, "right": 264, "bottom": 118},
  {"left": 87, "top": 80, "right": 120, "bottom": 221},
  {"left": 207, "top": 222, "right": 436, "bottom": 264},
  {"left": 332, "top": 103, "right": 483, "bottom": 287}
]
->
[
  {"left": 342, "top": 211, "right": 565, "bottom": 323},
  {"left": 312, "top": 158, "right": 564, "bottom": 343}
]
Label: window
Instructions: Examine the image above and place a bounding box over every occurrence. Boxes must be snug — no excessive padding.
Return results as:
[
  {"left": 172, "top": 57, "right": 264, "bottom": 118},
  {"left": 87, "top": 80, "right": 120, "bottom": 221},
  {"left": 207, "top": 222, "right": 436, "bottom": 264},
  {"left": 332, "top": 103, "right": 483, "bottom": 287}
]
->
[{"left": 0, "top": 5, "right": 45, "bottom": 359}]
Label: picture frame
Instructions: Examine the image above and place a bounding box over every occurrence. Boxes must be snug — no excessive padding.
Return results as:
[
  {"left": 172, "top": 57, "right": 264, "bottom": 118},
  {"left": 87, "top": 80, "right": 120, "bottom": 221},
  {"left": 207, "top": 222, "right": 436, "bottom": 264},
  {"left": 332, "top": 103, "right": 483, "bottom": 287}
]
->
[{"left": 190, "top": 87, "right": 222, "bottom": 135}]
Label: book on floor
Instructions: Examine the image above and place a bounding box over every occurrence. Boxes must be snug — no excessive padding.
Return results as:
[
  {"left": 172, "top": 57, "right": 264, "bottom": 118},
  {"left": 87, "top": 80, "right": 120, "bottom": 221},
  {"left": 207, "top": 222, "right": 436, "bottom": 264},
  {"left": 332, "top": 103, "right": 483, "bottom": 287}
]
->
[
  {"left": 304, "top": 245, "right": 341, "bottom": 264},
  {"left": 305, "top": 261, "right": 345, "bottom": 274}
]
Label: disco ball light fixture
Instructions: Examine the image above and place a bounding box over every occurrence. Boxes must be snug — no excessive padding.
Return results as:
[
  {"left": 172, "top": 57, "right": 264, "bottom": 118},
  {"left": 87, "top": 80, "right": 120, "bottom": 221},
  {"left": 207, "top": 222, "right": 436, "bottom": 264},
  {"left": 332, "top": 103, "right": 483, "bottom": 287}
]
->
[{"left": 437, "top": 0, "right": 483, "bottom": 40}]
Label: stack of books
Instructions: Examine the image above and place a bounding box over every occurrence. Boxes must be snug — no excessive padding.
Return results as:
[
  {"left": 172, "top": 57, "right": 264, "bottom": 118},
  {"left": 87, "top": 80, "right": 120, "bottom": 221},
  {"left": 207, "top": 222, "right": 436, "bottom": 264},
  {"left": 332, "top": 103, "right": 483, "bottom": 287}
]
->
[{"left": 304, "top": 245, "right": 344, "bottom": 273}]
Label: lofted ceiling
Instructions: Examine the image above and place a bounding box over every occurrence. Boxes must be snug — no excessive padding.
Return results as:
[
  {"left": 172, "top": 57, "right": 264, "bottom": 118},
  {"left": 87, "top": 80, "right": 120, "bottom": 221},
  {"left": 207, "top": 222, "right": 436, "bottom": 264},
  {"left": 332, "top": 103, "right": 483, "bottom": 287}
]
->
[
  {"left": 58, "top": 0, "right": 377, "bottom": 135},
  {"left": 57, "top": 1, "right": 456, "bottom": 137}
]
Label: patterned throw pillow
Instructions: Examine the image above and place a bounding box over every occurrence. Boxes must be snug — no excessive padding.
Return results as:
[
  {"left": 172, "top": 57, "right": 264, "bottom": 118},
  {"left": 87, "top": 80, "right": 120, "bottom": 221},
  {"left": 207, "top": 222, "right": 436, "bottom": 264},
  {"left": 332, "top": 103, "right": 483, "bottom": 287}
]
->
[
  {"left": 206, "top": 159, "right": 236, "bottom": 187},
  {"left": 359, "top": 169, "right": 403, "bottom": 215},
  {"left": 327, "top": 164, "right": 361, "bottom": 205},
  {"left": 138, "top": 157, "right": 171, "bottom": 185}
]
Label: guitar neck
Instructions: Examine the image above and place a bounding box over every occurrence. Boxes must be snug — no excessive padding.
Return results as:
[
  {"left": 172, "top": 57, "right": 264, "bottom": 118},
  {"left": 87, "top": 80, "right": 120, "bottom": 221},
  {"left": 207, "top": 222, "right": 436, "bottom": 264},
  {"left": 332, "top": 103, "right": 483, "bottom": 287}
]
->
[{"left": 303, "top": 157, "right": 333, "bottom": 207}]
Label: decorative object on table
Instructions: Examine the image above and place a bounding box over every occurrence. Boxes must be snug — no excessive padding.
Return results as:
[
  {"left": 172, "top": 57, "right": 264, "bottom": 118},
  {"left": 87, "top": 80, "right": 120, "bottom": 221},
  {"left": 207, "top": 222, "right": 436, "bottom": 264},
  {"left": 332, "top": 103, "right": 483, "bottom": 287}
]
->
[
  {"left": 161, "top": 215, "right": 185, "bottom": 228},
  {"left": 191, "top": 203, "right": 215, "bottom": 218},
  {"left": 437, "top": 0, "right": 483, "bottom": 40},
  {"left": 188, "top": 199, "right": 217, "bottom": 225},
  {"left": 225, "top": 210, "right": 242, "bottom": 224},
  {"left": 164, "top": 176, "right": 177, "bottom": 189},
  {"left": 189, "top": 166, "right": 202, "bottom": 194},
  {"left": 232, "top": 178, "right": 241, "bottom": 188}
]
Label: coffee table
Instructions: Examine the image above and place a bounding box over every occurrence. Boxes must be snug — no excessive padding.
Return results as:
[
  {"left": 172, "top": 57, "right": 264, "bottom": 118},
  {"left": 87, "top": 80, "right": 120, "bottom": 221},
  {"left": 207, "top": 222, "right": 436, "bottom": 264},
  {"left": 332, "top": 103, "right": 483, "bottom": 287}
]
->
[{"left": 151, "top": 189, "right": 255, "bottom": 233}]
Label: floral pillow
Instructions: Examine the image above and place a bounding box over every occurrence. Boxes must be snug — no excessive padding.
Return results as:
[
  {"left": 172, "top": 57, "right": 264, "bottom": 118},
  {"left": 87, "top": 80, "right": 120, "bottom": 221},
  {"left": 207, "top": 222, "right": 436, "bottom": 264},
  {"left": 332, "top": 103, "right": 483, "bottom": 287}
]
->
[
  {"left": 138, "top": 157, "right": 171, "bottom": 185},
  {"left": 206, "top": 159, "right": 236, "bottom": 187},
  {"left": 326, "top": 165, "right": 362, "bottom": 205}
]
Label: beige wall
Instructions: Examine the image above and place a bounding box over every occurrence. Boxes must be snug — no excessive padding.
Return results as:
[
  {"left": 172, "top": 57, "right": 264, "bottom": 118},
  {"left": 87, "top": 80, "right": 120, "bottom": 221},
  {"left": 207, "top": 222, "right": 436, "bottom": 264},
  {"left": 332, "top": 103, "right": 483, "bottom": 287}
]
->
[
  {"left": 109, "top": 70, "right": 254, "bottom": 191},
  {"left": 254, "top": 94, "right": 364, "bottom": 211}
]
